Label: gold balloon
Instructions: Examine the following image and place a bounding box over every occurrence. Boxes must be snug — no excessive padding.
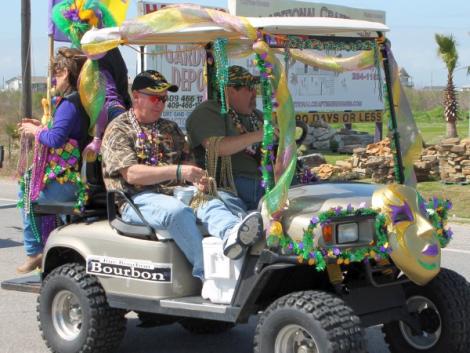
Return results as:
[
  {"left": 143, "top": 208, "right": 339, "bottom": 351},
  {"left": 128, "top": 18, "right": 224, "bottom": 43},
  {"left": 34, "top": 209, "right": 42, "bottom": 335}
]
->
[
  {"left": 269, "top": 221, "right": 284, "bottom": 236},
  {"left": 372, "top": 184, "right": 440, "bottom": 285}
]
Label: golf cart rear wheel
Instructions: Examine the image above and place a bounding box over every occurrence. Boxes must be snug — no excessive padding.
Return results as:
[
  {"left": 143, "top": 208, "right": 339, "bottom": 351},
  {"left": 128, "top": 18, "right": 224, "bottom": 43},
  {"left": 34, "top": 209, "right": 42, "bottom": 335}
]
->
[
  {"left": 254, "top": 290, "right": 367, "bottom": 353},
  {"left": 38, "top": 263, "right": 127, "bottom": 353},
  {"left": 383, "top": 268, "right": 470, "bottom": 353},
  {"left": 179, "top": 318, "right": 235, "bottom": 334}
]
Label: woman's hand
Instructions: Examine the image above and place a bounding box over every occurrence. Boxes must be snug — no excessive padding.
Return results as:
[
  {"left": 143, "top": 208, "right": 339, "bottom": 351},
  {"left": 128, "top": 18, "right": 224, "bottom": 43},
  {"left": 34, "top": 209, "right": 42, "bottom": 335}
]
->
[
  {"left": 18, "top": 122, "right": 41, "bottom": 138},
  {"left": 21, "top": 118, "right": 41, "bottom": 126}
]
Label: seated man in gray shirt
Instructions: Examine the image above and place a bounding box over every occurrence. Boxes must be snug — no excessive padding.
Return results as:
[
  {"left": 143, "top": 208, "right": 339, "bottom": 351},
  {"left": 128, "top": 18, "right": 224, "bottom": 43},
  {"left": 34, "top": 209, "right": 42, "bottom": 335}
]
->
[{"left": 186, "top": 66, "right": 265, "bottom": 215}]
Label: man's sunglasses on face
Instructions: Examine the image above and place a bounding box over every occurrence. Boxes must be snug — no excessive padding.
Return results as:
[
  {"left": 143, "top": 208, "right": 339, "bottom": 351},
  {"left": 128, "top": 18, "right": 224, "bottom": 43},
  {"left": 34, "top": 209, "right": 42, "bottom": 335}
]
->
[{"left": 139, "top": 91, "right": 168, "bottom": 103}]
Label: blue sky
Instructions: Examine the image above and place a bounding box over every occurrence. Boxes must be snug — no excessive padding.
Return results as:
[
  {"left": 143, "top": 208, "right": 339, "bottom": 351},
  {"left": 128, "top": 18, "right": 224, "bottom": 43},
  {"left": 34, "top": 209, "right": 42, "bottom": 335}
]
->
[{"left": 1, "top": 0, "right": 470, "bottom": 88}]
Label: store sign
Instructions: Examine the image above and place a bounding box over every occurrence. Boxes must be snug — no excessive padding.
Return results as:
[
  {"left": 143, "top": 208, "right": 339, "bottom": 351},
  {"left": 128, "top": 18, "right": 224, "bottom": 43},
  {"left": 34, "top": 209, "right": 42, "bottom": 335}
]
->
[
  {"left": 295, "top": 110, "right": 383, "bottom": 125},
  {"left": 228, "top": 0, "right": 386, "bottom": 25},
  {"left": 231, "top": 0, "right": 386, "bottom": 116},
  {"left": 138, "top": 1, "right": 386, "bottom": 128}
]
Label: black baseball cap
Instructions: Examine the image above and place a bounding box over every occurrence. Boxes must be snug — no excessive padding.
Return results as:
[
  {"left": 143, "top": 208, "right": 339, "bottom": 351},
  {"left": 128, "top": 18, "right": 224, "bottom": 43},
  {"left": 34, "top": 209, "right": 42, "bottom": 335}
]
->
[{"left": 131, "top": 70, "right": 178, "bottom": 93}]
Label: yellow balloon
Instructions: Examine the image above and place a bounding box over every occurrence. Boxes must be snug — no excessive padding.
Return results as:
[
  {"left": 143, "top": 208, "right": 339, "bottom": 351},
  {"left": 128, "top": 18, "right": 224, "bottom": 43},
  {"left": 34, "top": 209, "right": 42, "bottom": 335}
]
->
[{"left": 270, "top": 221, "right": 283, "bottom": 236}]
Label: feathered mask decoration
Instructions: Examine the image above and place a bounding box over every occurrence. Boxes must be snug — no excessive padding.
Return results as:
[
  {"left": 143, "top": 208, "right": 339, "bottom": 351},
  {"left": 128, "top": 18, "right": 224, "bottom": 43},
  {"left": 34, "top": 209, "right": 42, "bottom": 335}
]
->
[{"left": 52, "top": 0, "right": 116, "bottom": 48}]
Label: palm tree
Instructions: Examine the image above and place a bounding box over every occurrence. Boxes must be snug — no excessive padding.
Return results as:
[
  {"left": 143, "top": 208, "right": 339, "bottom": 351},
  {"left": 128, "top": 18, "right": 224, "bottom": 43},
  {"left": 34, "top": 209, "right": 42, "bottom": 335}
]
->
[{"left": 435, "top": 34, "right": 459, "bottom": 138}]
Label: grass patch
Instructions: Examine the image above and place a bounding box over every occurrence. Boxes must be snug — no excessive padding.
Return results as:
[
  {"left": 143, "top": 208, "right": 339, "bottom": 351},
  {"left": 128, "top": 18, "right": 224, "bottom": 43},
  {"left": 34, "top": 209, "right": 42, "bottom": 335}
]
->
[
  {"left": 332, "top": 117, "right": 470, "bottom": 145},
  {"left": 323, "top": 152, "right": 350, "bottom": 165}
]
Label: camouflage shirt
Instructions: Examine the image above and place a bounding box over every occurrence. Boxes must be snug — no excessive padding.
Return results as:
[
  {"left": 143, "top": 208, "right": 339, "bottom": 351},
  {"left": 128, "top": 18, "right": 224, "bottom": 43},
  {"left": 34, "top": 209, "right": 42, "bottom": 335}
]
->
[{"left": 101, "top": 110, "right": 192, "bottom": 198}]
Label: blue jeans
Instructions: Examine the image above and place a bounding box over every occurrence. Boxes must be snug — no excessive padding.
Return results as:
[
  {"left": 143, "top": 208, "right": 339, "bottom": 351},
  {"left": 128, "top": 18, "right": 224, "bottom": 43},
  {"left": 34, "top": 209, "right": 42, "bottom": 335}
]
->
[
  {"left": 19, "top": 181, "right": 78, "bottom": 256},
  {"left": 121, "top": 192, "right": 240, "bottom": 280},
  {"left": 218, "top": 176, "right": 264, "bottom": 215}
]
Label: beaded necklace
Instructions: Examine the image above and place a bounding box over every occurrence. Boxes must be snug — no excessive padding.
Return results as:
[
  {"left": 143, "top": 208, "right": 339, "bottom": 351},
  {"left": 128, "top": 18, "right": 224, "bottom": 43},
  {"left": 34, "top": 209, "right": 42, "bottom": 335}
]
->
[
  {"left": 228, "top": 108, "right": 263, "bottom": 158},
  {"left": 128, "top": 109, "right": 162, "bottom": 166}
]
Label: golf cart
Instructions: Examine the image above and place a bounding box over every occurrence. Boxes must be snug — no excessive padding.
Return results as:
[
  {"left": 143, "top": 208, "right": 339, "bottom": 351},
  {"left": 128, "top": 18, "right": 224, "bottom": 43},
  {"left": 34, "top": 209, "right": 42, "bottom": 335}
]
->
[{"left": 3, "top": 5, "right": 470, "bottom": 353}]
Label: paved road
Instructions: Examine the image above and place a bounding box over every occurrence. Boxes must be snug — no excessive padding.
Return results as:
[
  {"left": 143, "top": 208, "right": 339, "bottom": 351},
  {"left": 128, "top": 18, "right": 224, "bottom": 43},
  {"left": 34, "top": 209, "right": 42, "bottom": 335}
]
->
[{"left": 0, "top": 178, "right": 469, "bottom": 353}]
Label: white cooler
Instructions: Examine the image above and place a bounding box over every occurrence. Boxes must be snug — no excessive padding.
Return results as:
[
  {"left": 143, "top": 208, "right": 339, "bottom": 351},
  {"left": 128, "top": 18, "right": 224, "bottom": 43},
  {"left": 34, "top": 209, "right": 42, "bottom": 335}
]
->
[{"left": 201, "top": 237, "right": 244, "bottom": 304}]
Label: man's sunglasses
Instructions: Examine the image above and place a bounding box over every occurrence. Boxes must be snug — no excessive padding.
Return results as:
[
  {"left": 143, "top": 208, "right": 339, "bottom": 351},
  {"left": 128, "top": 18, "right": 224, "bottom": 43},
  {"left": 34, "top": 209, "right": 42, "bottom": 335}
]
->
[{"left": 139, "top": 91, "right": 168, "bottom": 103}]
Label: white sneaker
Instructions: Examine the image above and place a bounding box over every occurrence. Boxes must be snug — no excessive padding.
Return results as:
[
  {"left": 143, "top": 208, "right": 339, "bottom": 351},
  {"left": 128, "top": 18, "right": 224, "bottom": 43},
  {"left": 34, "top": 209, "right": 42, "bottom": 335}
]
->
[
  {"left": 237, "top": 212, "right": 263, "bottom": 246},
  {"left": 223, "top": 212, "right": 263, "bottom": 259},
  {"left": 223, "top": 236, "right": 244, "bottom": 260}
]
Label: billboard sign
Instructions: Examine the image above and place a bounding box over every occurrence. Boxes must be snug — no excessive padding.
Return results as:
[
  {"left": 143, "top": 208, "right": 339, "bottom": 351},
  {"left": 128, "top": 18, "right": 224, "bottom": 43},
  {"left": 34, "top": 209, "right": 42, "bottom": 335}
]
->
[
  {"left": 138, "top": 1, "right": 386, "bottom": 128},
  {"left": 230, "top": 0, "right": 386, "bottom": 116}
]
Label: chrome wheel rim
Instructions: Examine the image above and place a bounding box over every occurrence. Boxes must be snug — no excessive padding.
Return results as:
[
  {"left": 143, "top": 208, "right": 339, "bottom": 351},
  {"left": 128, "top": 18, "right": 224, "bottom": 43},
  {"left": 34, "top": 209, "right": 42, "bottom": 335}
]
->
[
  {"left": 399, "top": 295, "right": 442, "bottom": 350},
  {"left": 51, "top": 290, "right": 83, "bottom": 341},
  {"left": 275, "top": 324, "right": 318, "bottom": 353}
]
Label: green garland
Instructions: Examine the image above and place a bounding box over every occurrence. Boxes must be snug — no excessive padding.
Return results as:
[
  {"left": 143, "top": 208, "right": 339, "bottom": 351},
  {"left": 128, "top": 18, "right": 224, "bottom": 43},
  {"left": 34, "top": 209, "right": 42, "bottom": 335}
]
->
[
  {"left": 267, "top": 196, "right": 453, "bottom": 271},
  {"left": 285, "top": 36, "right": 376, "bottom": 52},
  {"left": 213, "top": 38, "right": 229, "bottom": 115},
  {"left": 254, "top": 50, "right": 275, "bottom": 192},
  {"left": 424, "top": 196, "right": 453, "bottom": 248},
  {"left": 267, "top": 204, "right": 390, "bottom": 271}
]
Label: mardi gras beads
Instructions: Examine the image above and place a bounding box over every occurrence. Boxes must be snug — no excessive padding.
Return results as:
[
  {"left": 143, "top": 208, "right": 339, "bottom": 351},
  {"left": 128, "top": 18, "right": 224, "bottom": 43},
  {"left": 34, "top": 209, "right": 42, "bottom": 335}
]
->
[
  {"left": 213, "top": 38, "right": 229, "bottom": 114},
  {"left": 128, "top": 109, "right": 161, "bottom": 166}
]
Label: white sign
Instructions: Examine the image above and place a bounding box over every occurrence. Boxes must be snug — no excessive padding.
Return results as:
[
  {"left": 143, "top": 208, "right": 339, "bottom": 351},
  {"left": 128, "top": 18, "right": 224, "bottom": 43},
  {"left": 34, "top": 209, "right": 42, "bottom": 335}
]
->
[
  {"left": 230, "top": 0, "right": 386, "bottom": 114},
  {"left": 138, "top": 1, "right": 386, "bottom": 127},
  {"left": 234, "top": 53, "right": 384, "bottom": 113},
  {"left": 86, "top": 255, "right": 173, "bottom": 282},
  {"left": 228, "top": 0, "right": 386, "bottom": 24}
]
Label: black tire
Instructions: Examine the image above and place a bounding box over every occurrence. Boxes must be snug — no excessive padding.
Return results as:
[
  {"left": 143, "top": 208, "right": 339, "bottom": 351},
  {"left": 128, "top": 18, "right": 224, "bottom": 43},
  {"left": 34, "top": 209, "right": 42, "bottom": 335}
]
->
[
  {"left": 37, "top": 263, "right": 127, "bottom": 353},
  {"left": 383, "top": 268, "right": 470, "bottom": 353},
  {"left": 254, "top": 290, "right": 366, "bottom": 353},
  {"left": 179, "top": 318, "right": 235, "bottom": 334}
]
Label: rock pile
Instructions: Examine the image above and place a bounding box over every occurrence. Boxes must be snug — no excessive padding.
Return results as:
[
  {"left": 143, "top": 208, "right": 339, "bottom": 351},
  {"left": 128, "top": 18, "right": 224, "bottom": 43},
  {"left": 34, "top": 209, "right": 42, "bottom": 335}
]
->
[
  {"left": 345, "top": 139, "right": 440, "bottom": 183},
  {"left": 438, "top": 137, "right": 470, "bottom": 183},
  {"left": 302, "top": 121, "right": 375, "bottom": 152},
  {"left": 349, "top": 139, "right": 395, "bottom": 183},
  {"left": 312, "top": 163, "right": 360, "bottom": 181},
  {"left": 298, "top": 153, "right": 327, "bottom": 170},
  {"left": 415, "top": 145, "right": 440, "bottom": 182},
  {"left": 303, "top": 120, "right": 336, "bottom": 150},
  {"left": 331, "top": 128, "right": 375, "bottom": 153},
  {"left": 301, "top": 136, "right": 444, "bottom": 184}
]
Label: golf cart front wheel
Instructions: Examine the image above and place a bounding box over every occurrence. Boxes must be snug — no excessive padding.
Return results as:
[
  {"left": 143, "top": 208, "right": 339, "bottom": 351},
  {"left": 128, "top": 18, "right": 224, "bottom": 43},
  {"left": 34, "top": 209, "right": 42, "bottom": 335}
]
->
[
  {"left": 383, "top": 268, "right": 470, "bottom": 353},
  {"left": 38, "top": 263, "right": 127, "bottom": 353},
  {"left": 254, "top": 290, "right": 367, "bottom": 353}
]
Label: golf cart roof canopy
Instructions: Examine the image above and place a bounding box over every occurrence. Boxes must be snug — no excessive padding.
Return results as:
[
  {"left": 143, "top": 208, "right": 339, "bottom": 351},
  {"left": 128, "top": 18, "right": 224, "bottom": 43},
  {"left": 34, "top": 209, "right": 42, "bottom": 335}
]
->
[
  {"left": 248, "top": 16, "right": 388, "bottom": 36},
  {"left": 82, "top": 15, "right": 389, "bottom": 47}
]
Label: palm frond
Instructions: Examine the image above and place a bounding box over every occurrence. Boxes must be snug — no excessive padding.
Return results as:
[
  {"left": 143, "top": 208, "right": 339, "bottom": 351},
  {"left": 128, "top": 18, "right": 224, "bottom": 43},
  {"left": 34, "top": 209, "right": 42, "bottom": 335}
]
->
[{"left": 435, "top": 33, "right": 458, "bottom": 72}]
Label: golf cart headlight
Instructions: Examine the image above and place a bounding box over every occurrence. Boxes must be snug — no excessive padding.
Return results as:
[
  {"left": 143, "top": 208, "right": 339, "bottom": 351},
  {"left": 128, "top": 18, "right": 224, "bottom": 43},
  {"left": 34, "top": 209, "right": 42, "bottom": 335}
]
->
[{"left": 337, "top": 223, "right": 359, "bottom": 244}]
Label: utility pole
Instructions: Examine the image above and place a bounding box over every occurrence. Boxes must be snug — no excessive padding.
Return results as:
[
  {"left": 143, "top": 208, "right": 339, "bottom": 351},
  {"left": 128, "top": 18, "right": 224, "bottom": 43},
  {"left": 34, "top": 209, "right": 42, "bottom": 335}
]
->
[{"left": 21, "top": 0, "right": 32, "bottom": 118}]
